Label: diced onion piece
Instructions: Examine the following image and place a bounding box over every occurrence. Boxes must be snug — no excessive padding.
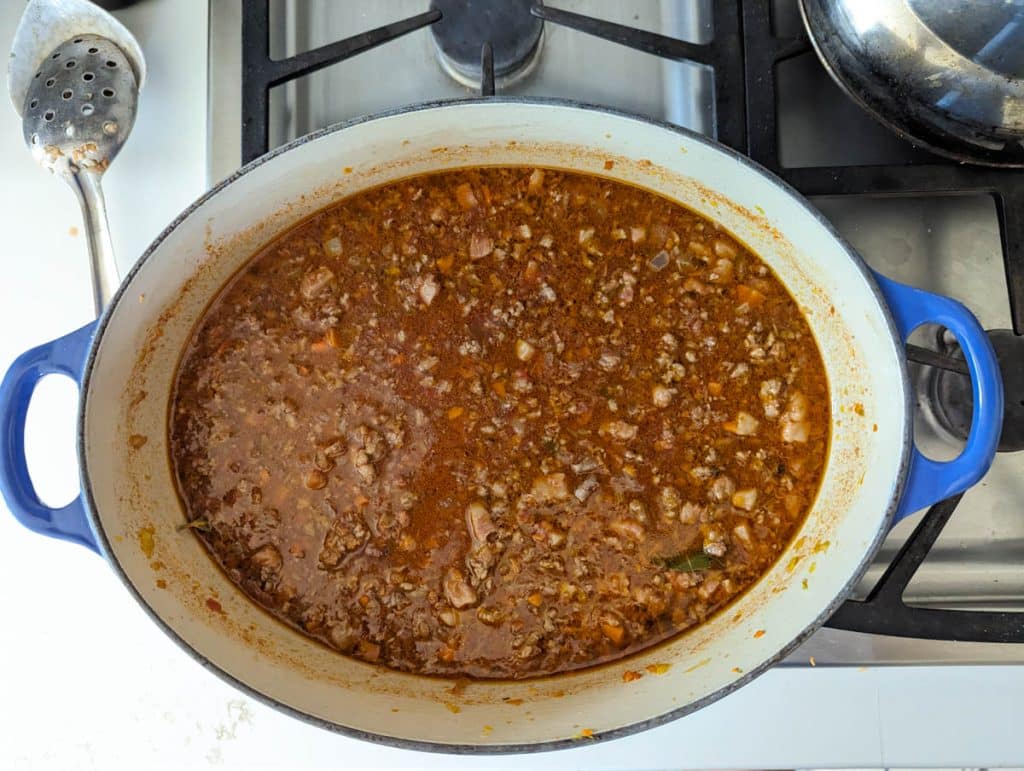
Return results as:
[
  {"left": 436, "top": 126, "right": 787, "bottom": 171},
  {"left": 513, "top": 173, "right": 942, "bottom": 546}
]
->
[
  {"left": 600, "top": 420, "right": 639, "bottom": 442},
  {"left": 785, "top": 391, "right": 809, "bottom": 421},
  {"left": 708, "top": 257, "right": 734, "bottom": 284},
  {"left": 732, "top": 488, "right": 758, "bottom": 511},
  {"left": 724, "top": 411, "right": 759, "bottom": 436},
  {"left": 465, "top": 501, "right": 496, "bottom": 544},
  {"left": 574, "top": 475, "right": 599, "bottom": 503},
  {"left": 609, "top": 518, "right": 645, "bottom": 542},
  {"left": 652, "top": 385, "right": 675, "bottom": 407},
  {"left": 733, "top": 522, "right": 754, "bottom": 547},
  {"left": 469, "top": 232, "right": 494, "bottom": 259},
  {"left": 780, "top": 392, "right": 810, "bottom": 442},
  {"left": 781, "top": 420, "right": 810, "bottom": 443},
  {"left": 515, "top": 338, "right": 536, "bottom": 362},
  {"left": 531, "top": 472, "right": 569, "bottom": 502},
  {"left": 322, "top": 236, "right": 342, "bottom": 257},
  {"left": 679, "top": 502, "right": 702, "bottom": 524},
  {"left": 418, "top": 274, "right": 439, "bottom": 305},
  {"left": 714, "top": 238, "right": 738, "bottom": 259}
]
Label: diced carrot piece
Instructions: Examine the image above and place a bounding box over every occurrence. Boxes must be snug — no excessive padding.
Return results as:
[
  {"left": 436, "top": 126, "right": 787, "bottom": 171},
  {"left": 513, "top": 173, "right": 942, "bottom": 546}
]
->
[
  {"left": 492, "top": 380, "right": 507, "bottom": 397},
  {"left": 708, "top": 381, "right": 723, "bottom": 396},
  {"left": 310, "top": 339, "right": 330, "bottom": 353},
  {"left": 325, "top": 328, "right": 343, "bottom": 347},
  {"left": 736, "top": 284, "right": 766, "bottom": 308},
  {"left": 601, "top": 622, "right": 625, "bottom": 645},
  {"left": 357, "top": 640, "right": 381, "bottom": 661},
  {"left": 436, "top": 254, "right": 455, "bottom": 274},
  {"left": 447, "top": 406, "right": 465, "bottom": 420},
  {"left": 438, "top": 645, "right": 456, "bottom": 662},
  {"left": 527, "top": 592, "right": 543, "bottom": 607}
]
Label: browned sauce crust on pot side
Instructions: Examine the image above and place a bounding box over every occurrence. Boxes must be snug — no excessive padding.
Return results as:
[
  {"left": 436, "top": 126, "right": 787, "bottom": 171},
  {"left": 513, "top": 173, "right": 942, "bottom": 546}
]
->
[{"left": 169, "top": 167, "right": 829, "bottom": 679}]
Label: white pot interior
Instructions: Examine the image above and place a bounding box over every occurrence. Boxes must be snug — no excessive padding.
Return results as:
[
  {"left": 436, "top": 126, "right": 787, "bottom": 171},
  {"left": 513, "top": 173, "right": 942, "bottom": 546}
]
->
[{"left": 81, "top": 101, "right": 906, "bottom": 749}]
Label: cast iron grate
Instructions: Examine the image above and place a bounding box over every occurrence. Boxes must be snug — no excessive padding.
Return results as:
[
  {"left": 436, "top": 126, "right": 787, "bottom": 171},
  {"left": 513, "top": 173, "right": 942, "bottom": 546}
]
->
[{"left": 238, "top": 0, "right": 1024, "bottom": 643}]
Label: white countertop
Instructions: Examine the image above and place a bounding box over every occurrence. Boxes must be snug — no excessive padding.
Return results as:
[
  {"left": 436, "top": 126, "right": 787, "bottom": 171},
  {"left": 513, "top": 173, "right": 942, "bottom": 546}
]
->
[{"left": 1, "top": 2, "right": 1022, "bottom": 768}]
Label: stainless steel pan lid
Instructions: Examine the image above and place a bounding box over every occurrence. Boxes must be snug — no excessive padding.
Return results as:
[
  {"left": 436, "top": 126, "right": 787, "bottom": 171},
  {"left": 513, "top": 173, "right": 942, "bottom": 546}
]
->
[{"left": 800, "top": 0, "right": 1024, "bottom": 167}]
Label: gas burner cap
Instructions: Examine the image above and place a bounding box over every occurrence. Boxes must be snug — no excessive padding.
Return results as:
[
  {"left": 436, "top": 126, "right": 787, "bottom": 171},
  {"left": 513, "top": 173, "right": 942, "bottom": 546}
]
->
[
  {"left": 930, "top": 328, "right": 1024, "bottom": 453},
  {"left": 430, "top": 0, "right": 543, "bottom": 89}
]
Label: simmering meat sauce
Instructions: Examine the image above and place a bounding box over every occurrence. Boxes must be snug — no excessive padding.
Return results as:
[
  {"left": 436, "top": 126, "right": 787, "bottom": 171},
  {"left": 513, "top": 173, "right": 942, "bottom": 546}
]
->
[{"left": 170, "top": 167, "right": 829, "bottom": 679}]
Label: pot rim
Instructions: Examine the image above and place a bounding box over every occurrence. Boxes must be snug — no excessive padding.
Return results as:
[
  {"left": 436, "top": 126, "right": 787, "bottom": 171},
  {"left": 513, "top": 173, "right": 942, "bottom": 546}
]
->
[{"left": 76, "top": 96, "right": 910, "bottom": 754}]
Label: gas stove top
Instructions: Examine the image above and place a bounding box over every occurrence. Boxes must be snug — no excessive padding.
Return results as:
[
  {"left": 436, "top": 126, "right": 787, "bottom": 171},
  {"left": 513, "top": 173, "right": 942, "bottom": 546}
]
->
[{"left": 206, "top": 0, "right": 1024, "bottom": 664}]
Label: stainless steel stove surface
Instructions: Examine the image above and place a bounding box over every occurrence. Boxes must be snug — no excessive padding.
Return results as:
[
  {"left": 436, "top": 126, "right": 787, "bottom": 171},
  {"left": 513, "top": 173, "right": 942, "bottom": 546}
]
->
[{"left": 207, "top": 0, "right": 1024, "bottom": 664}]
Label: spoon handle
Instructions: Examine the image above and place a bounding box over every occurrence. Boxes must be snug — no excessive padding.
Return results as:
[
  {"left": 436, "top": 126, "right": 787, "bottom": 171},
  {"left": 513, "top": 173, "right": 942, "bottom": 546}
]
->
[{"left": 67, "top": 170, "right": 119, "bottom": 315}]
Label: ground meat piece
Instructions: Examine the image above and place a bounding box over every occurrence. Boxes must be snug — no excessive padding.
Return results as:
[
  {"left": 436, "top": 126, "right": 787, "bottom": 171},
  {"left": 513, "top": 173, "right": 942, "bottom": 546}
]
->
[
  {"left": 319, "top": 509, "right": 369, "bottom": 569},
  {"left": 444, "top": 568, "right": 478, "bottom": 608},
  {"left": 300, "top": 266, "right": 334, "bottom": 299}
]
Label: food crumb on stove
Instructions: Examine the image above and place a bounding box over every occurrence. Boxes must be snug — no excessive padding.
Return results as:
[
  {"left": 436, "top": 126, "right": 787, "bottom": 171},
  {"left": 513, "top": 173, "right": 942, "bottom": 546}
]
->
[
  {"left": 577, "top": 728, "right": 595, "bottom": 739},
  {"left": 731, "top": 666, "right": 743, "bottom": 673},
  {"left": 128, "top": 433, "right": 148, "bottom": 449},
  {"left": 68, "top": 226, "right": 78, "bottom": 237},
  {"left": 753, "top": 629, "right": 766, "bottom": 639},
  {"left": 645, "top": 663, "right": 671, "bottom": 675},
  {"left": 206, "top": 598, "right": 224, "bottom": 614},
  {"left": 622, "top": 670, "right": 643, "bottom": 683},
  {"left": 444, "top": 702, "right": 461, "bottom": 714},
  {"left": 156, "top": 579, "right": 167, "bottom": 589},
  {"left": 809, "top": 656, "right": 816, "bottom": 667},
  {"left": 801, "top": 578, "right": 809, "bottom": 589},
  {"left": 482, "top": 725, "right": 493, "bottom": 736}
]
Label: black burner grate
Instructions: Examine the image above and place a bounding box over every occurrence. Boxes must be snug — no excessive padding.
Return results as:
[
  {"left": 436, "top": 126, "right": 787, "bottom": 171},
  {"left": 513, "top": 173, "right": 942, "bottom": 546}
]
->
[{"left": 238, "top": 0, "right": 1024, "bottom": 643}]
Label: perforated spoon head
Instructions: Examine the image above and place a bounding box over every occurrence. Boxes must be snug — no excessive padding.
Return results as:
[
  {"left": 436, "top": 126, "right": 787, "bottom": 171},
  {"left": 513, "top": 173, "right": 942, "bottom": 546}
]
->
[{"left": 22, "top": 34, "right": 138, "bottom": 179}]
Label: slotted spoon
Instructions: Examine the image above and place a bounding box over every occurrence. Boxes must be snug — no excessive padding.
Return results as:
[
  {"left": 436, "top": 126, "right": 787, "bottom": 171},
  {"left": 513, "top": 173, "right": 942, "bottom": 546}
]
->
[{"left": 21, "top": 33, "right": 139, "bottom": 313}]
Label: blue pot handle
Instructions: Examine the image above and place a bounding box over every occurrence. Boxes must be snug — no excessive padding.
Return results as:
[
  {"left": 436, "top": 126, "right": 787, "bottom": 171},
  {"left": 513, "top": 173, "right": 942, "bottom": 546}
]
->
[
  {"left": 873, "top": 272, "right": 1003, "bottom": 524},
  {"left": 0, "top": 322, "right": 100, "bottom": 553}
]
